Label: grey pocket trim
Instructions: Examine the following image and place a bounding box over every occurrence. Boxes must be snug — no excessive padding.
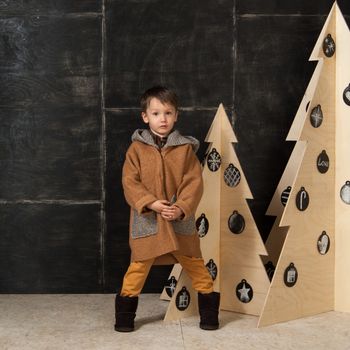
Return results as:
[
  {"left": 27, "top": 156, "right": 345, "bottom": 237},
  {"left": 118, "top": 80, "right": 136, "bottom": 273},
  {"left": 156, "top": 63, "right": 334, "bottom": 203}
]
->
[
  {"left": 172, "top": 215, "right": 196, "bottom": 235},
  {"left": 131, "top": 209, "right": 157, "bottom": 239}
]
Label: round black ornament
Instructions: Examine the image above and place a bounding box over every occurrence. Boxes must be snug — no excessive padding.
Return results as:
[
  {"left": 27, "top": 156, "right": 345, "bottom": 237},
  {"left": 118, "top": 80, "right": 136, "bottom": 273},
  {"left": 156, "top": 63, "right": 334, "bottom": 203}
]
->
[
  {"left": 264, "top": 261, "right": 276, "bottom": 281},
  {"left": 317, "top": 231, "right": 330, "bottom": 255},
  {"left": 224, "top": 163, "right": 241, "bottom": 187},
  {"left": 284, "top": 263, "right": 298, "bottom": 287},
  {"left": 343, "top": 84, "right": 350, "bottom": 106},
  {"left": 310, "top": 105, "right": 323, "bottom": 128},
  {"left": 281, "top": 186, "right": 292, "bottom": 207},
  {"left": 323, "top": 33, "right": 336, "bottom": 57},
  {"left": 317, "top": 150, "right": 329, "bottom": 174},
  {"left": 207, "top": 148, "right": 221, "bottom": 172},
  {"left": 165, "top": 276, "right": 177, "bottom": 298},
  {"left": 296, "top": 187, "right": 309, "bottom": 211},
  {"left": 228, "top": 210, "right": 245, "bottom": 234},
  {"left": 175, "top": 287, "right": 191, "bottom": 311},
  {"left": 340, "top": 181, "right": 350, "bottom": 204},
  {"left": 196, "top": 213, "right": 209, "bottom": 238},
  {"left": 236, "top": 279, "right": 253, "bottom": 303},
  {"left": 206, "top": 259, "right": 218, "bottom": 281}
]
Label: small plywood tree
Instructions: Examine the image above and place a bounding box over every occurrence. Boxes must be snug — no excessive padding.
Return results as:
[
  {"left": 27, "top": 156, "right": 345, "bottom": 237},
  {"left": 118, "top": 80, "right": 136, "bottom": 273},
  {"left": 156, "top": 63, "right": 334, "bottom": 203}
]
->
[
  {"left": 164, "top": 104, "right": 270, "bottom": 321},
  {"left": 259, "top": 2, "right": 350, "bottom": 327}
]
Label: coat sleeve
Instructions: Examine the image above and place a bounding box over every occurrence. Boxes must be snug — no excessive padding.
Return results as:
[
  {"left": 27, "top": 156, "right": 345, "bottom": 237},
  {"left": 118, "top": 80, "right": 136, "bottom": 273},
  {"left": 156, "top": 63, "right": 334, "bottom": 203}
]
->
[
  {"left": 174, "top": 145, "right": 203, "bottom": 219},
  {"left": 122, "top": 144, "right": 158, "bottom": 215}
]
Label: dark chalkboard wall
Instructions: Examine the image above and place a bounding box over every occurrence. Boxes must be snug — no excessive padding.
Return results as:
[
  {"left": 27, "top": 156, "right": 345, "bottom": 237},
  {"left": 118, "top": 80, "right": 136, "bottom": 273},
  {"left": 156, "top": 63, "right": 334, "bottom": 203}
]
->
[{"left": 1, "top": 0, "right": 349, "bottom": 293}]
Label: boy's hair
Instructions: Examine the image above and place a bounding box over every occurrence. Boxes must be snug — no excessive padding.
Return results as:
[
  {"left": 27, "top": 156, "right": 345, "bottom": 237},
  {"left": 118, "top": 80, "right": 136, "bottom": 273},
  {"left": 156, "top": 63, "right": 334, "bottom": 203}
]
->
[{"left": 140, "top": 86, "right": 178, "bottom": 112}]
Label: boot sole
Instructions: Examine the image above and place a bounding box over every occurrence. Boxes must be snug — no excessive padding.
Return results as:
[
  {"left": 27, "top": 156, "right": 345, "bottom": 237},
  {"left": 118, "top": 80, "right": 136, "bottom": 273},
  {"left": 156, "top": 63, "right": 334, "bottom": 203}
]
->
[
  {"left": 114, "top": 325, "right": 134, "bottom": 332},
  {"left": 200, "top": 324, "right": 219, "bottom": 330}
]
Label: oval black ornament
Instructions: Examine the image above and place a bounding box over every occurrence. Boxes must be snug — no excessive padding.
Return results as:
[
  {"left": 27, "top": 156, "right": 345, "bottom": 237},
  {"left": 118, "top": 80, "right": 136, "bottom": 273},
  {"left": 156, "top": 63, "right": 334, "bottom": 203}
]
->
[
  {"left": 207, "top": 148, "right": 221, "bottom": 172},
  {"left": 206, "top": 259, "right": 218, "bottom": 281},
  {"left": 310, "top": 105, "right": 323, "bottom": 128},
  {"left": 284, "top": 263, "right": 298, "bottom": 287},
  {"left": 224, "top": 163, "right": 241, "bottom": 187},
  {"left": 323, "top": 33, "right": 336, "bottom": 57},
  {"left": 236, "top": 279, "right": 253, "bottom": 303},
  {"left": 264, "top": 261, "right": 276, "bottom": 281},
  {"left": 228, "top": 210, "right": 245, "bottom": 234},
  {"left": 340, "top": 181, "right": 350, "bottom": 204},
  {"left": 281, "top": 186, "right": 292, "bottom": 207},
  {"left": 296, "top": 187, "right": 309, "bottom": 211},
  {"left": 175, "top": 286, "right": 191, "bottom": 311},
  {"left": 343, "top": 84, "right": 350, "bottom": 106},
  {"left": 317, "top": 231, "right": 330, "bottom": 255},
  {"left": 196, "top": 213, "right": 209, "bottom": 238},
  {"left": 165, "top": 276, "right": 177, "bottom": 298},
  {"left": 317, "top": 150, "right": 329, "bottom": 174}
]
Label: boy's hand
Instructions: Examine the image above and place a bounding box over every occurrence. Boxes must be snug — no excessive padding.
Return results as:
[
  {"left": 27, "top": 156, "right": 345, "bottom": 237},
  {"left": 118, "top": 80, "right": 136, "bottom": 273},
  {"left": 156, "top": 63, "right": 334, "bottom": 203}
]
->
[
  {"left": 161, "top": 205, "right": 184, "bottom": 221},
  {"left": 147, "top": 200, "right": 171, "bottom": 213}
]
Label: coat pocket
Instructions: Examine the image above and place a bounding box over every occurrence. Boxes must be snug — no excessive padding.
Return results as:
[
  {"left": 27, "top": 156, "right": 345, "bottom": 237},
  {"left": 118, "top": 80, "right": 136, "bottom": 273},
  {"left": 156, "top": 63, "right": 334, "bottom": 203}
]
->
[
  {"left": 172, "top": 215, "right": 196, "bottom": 235},
  {"left": 131, "top": 209, "right": 158, "bottom": 239}
]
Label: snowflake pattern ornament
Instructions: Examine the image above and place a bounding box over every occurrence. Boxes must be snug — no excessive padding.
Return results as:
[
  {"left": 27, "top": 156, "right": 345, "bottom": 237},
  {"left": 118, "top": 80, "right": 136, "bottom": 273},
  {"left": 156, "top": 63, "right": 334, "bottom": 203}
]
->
[
  {"left": 323, "top": 33, "right": 336, "bottom": 57},
  {"left": 310, "top": 105, "right": 323, "bottom": 128},
  {"left": 207, "top": 148, "right": 221, "bottom": 172},
  {"left": 206, "top": 259, "right": 218, "bottom": 281},
  {"left": 236, "top": 279, "right": 253, "bottom": 303},
  {"left": 224, "top": 163, "right": 241, "bottom": 187}
]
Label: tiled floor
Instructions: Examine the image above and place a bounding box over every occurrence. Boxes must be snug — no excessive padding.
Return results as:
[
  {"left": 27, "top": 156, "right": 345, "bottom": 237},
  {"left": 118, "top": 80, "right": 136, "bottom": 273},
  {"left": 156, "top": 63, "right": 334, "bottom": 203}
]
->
[{"left": 1, "top": 294, "right": 350, "bottom": 350}]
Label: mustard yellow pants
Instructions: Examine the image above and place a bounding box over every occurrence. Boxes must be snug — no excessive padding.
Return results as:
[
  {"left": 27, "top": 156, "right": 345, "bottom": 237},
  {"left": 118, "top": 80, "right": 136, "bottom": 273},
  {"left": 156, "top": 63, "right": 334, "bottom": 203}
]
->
[{"left": 120, "top": 252, "right": 214, "bottom": 297}]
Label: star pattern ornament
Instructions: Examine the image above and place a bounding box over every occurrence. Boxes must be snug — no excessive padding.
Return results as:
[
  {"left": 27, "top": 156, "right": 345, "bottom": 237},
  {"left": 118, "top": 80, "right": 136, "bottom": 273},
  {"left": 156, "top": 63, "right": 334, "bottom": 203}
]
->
[
  {"left": 175, "top": 287, "right": 191, "bottom": 311},
  {"left": 165, "top": 276, "right": 177, "bottom": 298},
  {"left": 310, "top": 105, "right": 323, "bottom": 128},
  {"left": 281, "top": 186, "right": 292, "bottom": 207},
  {"left": 317, "top": 231, "right": 330, "bottom": 255},
  {"left": 206, "top": 259, "right": 218, "bottom": 281},
  {"left": 228, "top": 210, "right": 245, "bottom": 234},
  {"left": 317, "top": 150, "right": 329, "bottom": 174},
  {"left": 340, "top": 181, "right": 350, "bottom": 204},
  {"left": 207, "top": 148, "right": 221, "bottom": 172},
  {"left": 284, "top": 263, "right": 298, "bottom": 287},
  {"left": 196, "top": 213, "right": 209, "bottom": 238},
  {"left": 236, "top": 279, "right": 253, "bottom": 303},
  {"left": 343, "top": 84, "right": 350, "bottom": 106},
  {"left": 224, "top": 163, "right": 241, "bottom": 187},
  {"left": 322, "top": 33, "right": 336, "bottom": 57},
  {"left": 296, "top": 186, "right": 310, "bottom": 211}
]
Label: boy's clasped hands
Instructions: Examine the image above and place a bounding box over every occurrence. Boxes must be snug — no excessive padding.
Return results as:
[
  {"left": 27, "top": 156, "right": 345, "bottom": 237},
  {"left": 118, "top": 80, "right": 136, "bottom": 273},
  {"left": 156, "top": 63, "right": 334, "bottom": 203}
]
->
[{"left": 147, "top": 200, "right": 183, "bottom": 221}]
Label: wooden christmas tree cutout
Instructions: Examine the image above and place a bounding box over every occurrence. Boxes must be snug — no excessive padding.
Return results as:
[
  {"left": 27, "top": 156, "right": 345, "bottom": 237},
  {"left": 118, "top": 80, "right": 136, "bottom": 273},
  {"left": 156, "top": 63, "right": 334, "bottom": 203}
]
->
[
  {"left": 164, "top": 104, "right": 270, "bottom": 321},
  {"left": 259, "top": 2, "right": 350, "bottom": 327}
]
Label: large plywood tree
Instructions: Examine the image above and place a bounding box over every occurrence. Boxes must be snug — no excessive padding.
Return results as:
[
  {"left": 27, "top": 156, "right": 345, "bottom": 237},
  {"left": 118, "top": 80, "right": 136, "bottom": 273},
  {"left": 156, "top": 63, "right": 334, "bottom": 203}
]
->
[
  {"left": 164, "top": 104, "right": 270, "bottom": 321},
  {"left": 259, "top": 2, "right": 350, "bottom": 327}
]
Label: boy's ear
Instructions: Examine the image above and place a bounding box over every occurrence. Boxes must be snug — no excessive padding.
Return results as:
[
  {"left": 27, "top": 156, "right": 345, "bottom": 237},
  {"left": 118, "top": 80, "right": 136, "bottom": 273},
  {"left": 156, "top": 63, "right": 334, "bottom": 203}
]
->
[{"left": 141, "top": 112, "right": 149, "bottom": 124}]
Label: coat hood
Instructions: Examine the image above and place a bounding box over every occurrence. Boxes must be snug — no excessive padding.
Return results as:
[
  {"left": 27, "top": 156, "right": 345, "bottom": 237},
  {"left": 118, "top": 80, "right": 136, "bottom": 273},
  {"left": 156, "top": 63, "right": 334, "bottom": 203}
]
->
[{"left": 131, "top": 129, "right": 200, "bottom": 153}]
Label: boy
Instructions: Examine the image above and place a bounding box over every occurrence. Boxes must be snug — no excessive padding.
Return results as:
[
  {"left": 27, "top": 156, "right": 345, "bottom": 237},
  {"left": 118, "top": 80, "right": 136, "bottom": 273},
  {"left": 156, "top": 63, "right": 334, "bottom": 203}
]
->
[{"left": 115, "top": 86, "right": 220, "bottom": 332}]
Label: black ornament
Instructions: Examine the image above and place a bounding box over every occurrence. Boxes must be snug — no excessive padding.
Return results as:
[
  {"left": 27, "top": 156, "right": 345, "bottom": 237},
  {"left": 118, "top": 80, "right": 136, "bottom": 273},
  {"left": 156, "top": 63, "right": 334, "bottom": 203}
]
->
[
  {"left": 323, "top": 33, "right": 336, "bottom": 57},
  {"left": 264, "top": 261, "right": 275, "bottom": 281},
  {"left": 317, "top": 150, "right": 329, "bottom": 174},
  {"left": 296, "top": 187, "right": 309, "bottom": 211},
  {"left": 340, "top": 181, "right": 350, "bottom": 204},
  {"left": 224, "top": 163, "right": 241, "bottom": 187},
  {"left": 284, "top": 263, "right": 298, "bottom": 287},
  {"left": 343, "top": 84, "right": 350, "bottom": 106},
  {"left": 175, "top": 286, "right": 191, "bottom": 311},
  {"left": 281, "top": 186, "right": 292, "bottom": 207},
  {"left": 306, "top": 101, "right": 311, "bottom": 112},
  {"left": 317, "top": 231, "right": 330, "bottom": 255},
  {"left": 206, "top": 259, "right": 218, "bottom": 281},
  {"left": 165, "top": 276, "right": 177, "bottom": 298},
  {"left": 196, "top": 213, "right": 209, "bottom": 238},
  {"left": 236, "top": 279, "right": 253, "bottom": 303},
  {"left": 207, "top": 148, "right": 221, "bottom": 172},
  {"left": 310, "top": 105, "right": 323, "bottom": 128},
  {"left": 228, "top": 210, "right": 245, "bottom": 234}
]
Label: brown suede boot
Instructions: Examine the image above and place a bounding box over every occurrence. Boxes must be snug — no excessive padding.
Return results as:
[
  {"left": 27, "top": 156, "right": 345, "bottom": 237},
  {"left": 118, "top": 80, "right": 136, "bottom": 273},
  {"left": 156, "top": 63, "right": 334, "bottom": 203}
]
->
[
  {"left": 198, "top": 292, "right": 220, "bottom": 330},
  {"left": 114, "top": 294, "right": 138, "bottom": 332}
]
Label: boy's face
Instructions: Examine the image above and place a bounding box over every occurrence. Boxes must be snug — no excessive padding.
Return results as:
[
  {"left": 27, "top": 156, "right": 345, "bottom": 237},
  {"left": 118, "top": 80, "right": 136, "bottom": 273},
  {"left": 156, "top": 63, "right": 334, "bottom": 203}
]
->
[{"left": 141, "top": 97, "right": 178, "bottom": 137}]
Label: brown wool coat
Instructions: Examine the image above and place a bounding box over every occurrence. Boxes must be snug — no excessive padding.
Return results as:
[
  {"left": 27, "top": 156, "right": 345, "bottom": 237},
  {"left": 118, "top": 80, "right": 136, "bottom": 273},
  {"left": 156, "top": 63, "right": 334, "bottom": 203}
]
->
[{"left": 122, "top": 129, "right": 203, "bottom": 264}]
